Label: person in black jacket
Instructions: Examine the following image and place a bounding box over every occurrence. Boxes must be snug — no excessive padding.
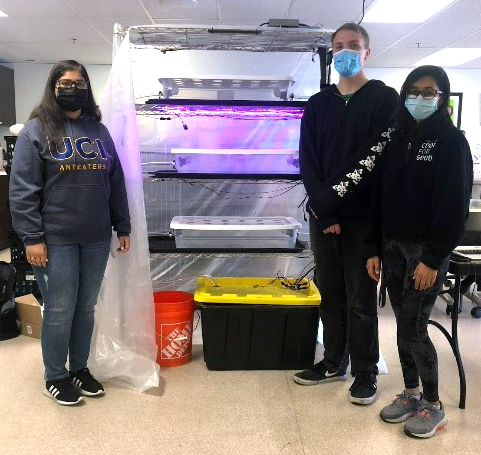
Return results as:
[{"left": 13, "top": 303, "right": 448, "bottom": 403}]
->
[
  {"left": 9, "top": 60, "right": 131, "bottom": 406},
  {"left": 366, "top": 65, "right": 473, "bottom": 438},
  {"left": 293, "top": 22, "right": 399, "bottom": 405}
]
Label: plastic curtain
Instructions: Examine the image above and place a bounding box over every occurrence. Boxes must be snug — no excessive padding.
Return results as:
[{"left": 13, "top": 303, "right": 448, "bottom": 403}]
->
[{"left": 89, "top": 35, "right": 159, "bottom": 392}]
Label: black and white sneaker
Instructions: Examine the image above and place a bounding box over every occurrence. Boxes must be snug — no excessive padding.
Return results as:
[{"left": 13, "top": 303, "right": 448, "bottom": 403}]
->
[
  {"left": 349, "top": 371, "right": 377, "bottom": 405},
  {"left": 70, "top": 368, "right": 105, "bottom": 396},
  {"left": 43, "top": 378, "right": 83, "bottom": 406},
  {"left": 293, "top": 360, "right": 348, "bottom": 385}
]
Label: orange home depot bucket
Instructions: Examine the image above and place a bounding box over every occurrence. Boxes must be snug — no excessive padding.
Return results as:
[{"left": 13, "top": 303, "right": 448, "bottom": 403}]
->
[{"left": 154, "top": 291, "right": 195, "bottom": 367}]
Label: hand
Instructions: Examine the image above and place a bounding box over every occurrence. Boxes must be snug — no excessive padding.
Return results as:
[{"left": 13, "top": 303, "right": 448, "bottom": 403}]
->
[
  {"left": 117, "top": 235, "right": 130, "bottom": 253},
  {"left": 366, "top": 256, "right": 381, "bottom": 282},
  {"left": 323, "top": 224, "right": 341, "bottom": 234},
  {"left": 26, "top": 243, "right": 48, "bottom": 267},
  {"left": 413, "top": 262, "right": 437, "bottom": 291}
]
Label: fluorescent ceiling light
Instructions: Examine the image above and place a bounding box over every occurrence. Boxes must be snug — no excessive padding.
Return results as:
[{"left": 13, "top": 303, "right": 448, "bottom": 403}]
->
[
  {"left": 363, "top": 0, "right": 455, "bottom": 23},
  {"left": 0, "top": 10, "right": 8, "bottom": 17},
  {"left": 414, "top": 48, "right": 481, "bottom": 67}
]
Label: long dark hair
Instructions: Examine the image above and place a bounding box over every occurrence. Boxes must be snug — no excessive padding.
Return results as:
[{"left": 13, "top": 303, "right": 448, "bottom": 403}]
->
[
  {"left": 395, "top": 65, "right": 451, "bottom": 133},
  {"left": 29, "top": 60, "right": 101, "bottom": 147}
]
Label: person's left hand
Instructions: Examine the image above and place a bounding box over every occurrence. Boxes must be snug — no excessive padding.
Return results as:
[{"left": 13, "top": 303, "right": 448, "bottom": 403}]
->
[
  {"left": 413, "top": 262, "right": 437, "bottom": 291},
  {"left": 117, "top": 235, "right": 131, "bottom": 253}
]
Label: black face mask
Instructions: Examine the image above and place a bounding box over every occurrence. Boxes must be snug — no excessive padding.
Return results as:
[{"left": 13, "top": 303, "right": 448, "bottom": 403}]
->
[{"left": 56, "top": 87, "right": 88, "bottom": 112}]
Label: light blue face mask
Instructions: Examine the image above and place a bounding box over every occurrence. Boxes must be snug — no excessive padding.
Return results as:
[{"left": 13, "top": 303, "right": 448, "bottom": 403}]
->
[
  {"left": 333, "top": 49, "right": 362, "bottom": 78},
  {"left": 404, "top": 96, "right": 439, "bottom": 121}
]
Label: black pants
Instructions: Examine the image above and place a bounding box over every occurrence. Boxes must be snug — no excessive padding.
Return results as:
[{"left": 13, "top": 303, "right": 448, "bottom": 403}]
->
[
  {"left": 310, "top": 216, "right": 379, "bottom": 375},
  {"left": 382, "top": 238, "right": 449, "bottom": 403}
]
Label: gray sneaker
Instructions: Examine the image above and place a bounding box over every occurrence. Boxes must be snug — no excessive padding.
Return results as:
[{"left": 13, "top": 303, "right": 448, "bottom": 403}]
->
[
  {"left": 403, "top": 399, "right": 448, "bottom": 438},
  {"left": 380, "top": 391, "right": 422, "bottom": 423}
]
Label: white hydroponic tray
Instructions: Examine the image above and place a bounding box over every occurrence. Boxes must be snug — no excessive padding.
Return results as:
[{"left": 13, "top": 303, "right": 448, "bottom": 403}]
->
[{"left": 170, "top": 216, "right": 301, "bottom": 249}]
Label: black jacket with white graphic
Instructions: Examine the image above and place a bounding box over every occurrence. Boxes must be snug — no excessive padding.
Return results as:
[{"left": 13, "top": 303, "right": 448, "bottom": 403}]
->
[
  {"left": 366, "top": 111, "right": 473, "bottom": 269},
  {"left": 299, "top": 80, "right": 399, "bottom": 230}
]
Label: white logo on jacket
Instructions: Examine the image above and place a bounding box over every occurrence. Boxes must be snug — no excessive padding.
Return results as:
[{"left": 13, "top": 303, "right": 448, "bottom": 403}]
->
[
  {"left": 360, "top": 155, "right": 376, "bottom": 171},
  {"left": 333, "top": 181, "right": 349, "bottom": 197},
  {"left": 347, "top": 168, "right": 363, "bottom": 184},
  {"left": 416, "top": 141, "right": 437, "bottom": 162}
]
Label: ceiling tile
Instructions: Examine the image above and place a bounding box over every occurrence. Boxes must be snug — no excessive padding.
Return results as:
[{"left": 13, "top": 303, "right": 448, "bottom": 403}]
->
[
  {"left": 451, "top": 30, "right": 481, "bottom": 48},
  {"left": 0, "top": 42, "right": 27, "bottom": 63},
  {"left": 0, "top": 42, "right": 69, "bottom": 63},
  {"left": 218, "top": 0, "right": 291, "bottom": 21},
  {"left": 60, "top": 0, "right": 148, "bottom": 19},
  {"left": 0, "top": 0, "right": 74, "bottom": 17},
  {"left": 428, "top": 0, "right": 481, "bottom": 24},
  {"left": 88, "top": 18, "right": 157, "bottom": 40},
  {"left": 150, "top": 18, "right": 220, "bottom": 25},
  {"left": 142, "top": 0, "right": 218, "bottom": 20},
  {"left": 20, "top": 17, "right": 108, "bottom": 44},
  {"left": 363, "top": 23, "right": 420, "bottom": 48},
  {"left": 387, "top": 0, "right": 481, "bottom": 49},
  {"left": 458, "top": 55, "right": 481, "bottom": 68},
  {"left": 392, "top": 22, "right": 481, "bottom": 49},
  {"left": 290, "top": 0, "right": 376, "bottom": 23},
  {"left": 0, "top": 0, "right": 481, "bottom": 68},
  {"left": 0, "top": 41, "right": 112, "bottom": 64},
  {"left": 366, "top": 47, "right": 440, "bottom": 68},
  {"left": 0, "top": 17, "right": 48, "bottom": 42}
]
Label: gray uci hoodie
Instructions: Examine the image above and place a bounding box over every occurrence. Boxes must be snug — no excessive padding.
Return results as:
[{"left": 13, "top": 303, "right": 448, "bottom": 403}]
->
[{"left": 9, "top": 115, "right": 131, "bottom": 245}]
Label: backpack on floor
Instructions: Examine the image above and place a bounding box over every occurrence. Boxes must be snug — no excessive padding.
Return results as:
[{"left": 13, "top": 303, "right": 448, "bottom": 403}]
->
[{"left": 0, "top": 261, "right": 19, "bottom": 341}]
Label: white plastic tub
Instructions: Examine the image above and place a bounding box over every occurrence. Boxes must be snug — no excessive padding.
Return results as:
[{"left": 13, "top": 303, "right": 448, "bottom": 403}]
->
[
  {"left": 170, "top": 216, "right": 301, "bottom": 249},
  {"left": 172, "top": 148, "right": 299, "bottom": 174}
]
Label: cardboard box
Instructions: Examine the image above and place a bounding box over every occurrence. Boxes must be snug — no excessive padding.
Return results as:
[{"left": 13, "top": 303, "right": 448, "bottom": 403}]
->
[{"left": 15, "top": 294, "right": 42, "bottom": 339}]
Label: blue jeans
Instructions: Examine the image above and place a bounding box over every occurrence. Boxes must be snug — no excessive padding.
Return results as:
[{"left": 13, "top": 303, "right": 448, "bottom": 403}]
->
[{"left": 32, "top": 240, "right": 111, "bottom": 381}]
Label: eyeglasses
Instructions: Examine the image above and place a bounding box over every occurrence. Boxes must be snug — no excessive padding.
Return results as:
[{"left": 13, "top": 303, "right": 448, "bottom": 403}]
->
[
  {"left": 56, "top": 79, "right": 88, "bottom": 90},
  {"left": 407, "top": 87, "right": 443, "bottom": 100}
]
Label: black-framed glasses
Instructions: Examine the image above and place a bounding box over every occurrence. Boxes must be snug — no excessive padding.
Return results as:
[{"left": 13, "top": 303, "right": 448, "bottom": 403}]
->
[
  {"left": 407, "top": 87, "right": 443, "bottom": 100},
  {"left": 56, "top": 79, "right": 88, "bottom": 90}
]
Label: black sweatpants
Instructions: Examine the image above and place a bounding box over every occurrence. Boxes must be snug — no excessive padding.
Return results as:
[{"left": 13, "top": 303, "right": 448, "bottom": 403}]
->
[
  {"left": 382, "top": 238, "right": 449, "bottom": 402},
  {"left": 310, "top": 216, "right": 379, "bottom": 375}
]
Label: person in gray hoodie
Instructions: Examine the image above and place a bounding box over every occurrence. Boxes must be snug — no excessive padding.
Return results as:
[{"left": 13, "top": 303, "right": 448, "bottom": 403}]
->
[{"left": 9, "top": 60, "right": 131, "bottom": 406}]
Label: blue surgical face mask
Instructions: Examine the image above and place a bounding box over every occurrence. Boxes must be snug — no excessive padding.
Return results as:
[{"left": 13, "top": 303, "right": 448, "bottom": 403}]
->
[
  {"left": 404, "top": 95, "right": 439, "bottom": 122},
  {"left": 333, "top": 49, "right": 362, "bottom": 78}
]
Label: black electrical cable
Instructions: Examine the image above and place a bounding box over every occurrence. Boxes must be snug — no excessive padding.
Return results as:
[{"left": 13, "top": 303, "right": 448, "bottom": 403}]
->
[
  {"left": 293, "top": 262, "right": 316, "bottom": 285},
  {"left": 175, "top": 113, "right": 189, "bottom": 130},
  {"left": 179, "top": 179, "right": 302, "bottom": 200},
  {"left": 358, "top": 0, "right": 366, "bottom": 25}
]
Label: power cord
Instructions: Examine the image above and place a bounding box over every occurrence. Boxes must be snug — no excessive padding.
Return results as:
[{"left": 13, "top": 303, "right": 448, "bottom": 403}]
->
[{"left": 358, "top": 0, "right": 366, "bottom": 25}]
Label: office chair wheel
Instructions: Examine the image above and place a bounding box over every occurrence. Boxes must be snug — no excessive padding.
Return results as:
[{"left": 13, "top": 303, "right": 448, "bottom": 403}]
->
[
  {"left": 443, "top": 278, "right": 454, "bottom": 289},
  {"left": 471, "top": 307, "right": 481, "bottom": 318}
]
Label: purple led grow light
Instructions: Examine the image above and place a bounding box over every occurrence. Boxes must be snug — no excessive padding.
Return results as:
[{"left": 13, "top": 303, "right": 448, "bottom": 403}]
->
[{"left": 138, "top": 103, "right": 305, "bottom": 120}]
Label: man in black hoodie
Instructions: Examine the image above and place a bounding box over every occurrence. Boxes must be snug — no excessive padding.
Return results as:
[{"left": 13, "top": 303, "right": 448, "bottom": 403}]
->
[{"left": 293, "top": 23, "right": 399, "bottom": 405}]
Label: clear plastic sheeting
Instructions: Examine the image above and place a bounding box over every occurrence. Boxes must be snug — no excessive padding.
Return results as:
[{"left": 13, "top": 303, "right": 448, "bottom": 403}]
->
[{"left": 89, "top": 36, "right": 159, "bottom": 392}]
